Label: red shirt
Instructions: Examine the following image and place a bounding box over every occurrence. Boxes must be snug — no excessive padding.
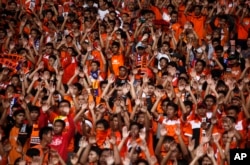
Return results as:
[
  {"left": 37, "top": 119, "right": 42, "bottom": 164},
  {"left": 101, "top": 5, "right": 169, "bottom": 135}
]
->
[{"left": 50, "top": 115, "right": 75, "bottom": 161}]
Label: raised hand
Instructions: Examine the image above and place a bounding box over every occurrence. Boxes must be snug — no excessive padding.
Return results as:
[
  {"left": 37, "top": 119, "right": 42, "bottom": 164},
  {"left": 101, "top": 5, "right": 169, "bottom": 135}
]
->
[
  {"left": 206, "top": 146, "right": 215, "bottom": 158},
  {"left": 188, "top": 139, "right": 195, "bottom": 152},
  {"left": 70, "top": 153, "right": 79, "bottom": 165},
  {"left": 89, "top": 135, "right": 97, "bottom": 145},
  {"left": 212, "top": 134, "right": 220, "bottom": 143},
  {"left": 139, "top": 128, "right": 146, "bottom": 141},
  {"left": 74, "top": 67, "right": 80, "bottom": 76},
  {"left": 109, "top": 135, "right": 116, "bottom": 145},
  {"left": 106, "top": 155, "right": 115, "bottom": 165},
  {"left": 160, "top": 125, "right": 167, "bottom": 137},
  {"left": 3, "top": 141, "right": 12, "bottom": 153},
  {"left": 122, "top": 126, "right": 130, "bottom": 139},
  {"left": 79, "top": 136, "right": 88, "bottom": 148},
  {"left": 89, "top": 101, "right": 95, "bottom": 110},
  {"left": 42, "top": 103, "right": 51, "bottom": 113},
  {"left": 108, "top": 74, "right": 115, "bottom": 84},
  {"left": 175, "top": 124, "right": 181, "bottom": 136},
  {"left": 185, "top": 85, "right": 191, "bottom": 91},
  {"left": 195, "top": 145, "right": 205, "bottom": 158}
]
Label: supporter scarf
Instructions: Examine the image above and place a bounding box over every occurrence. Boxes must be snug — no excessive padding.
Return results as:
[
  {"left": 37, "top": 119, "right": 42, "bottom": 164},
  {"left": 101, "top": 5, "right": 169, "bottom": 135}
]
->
[
  {"left": 96, "top": 129, "right": 108, "bottom": 147},
  {"left": 90, "top": 70, "right": 99, "bottom": 96},
  {"left": 90, "top": 70, "right": 99, "bottom": 80}
]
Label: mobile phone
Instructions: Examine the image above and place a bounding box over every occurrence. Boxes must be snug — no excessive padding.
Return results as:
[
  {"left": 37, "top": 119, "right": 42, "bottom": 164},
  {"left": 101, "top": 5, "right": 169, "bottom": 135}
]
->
[{"left": 140, "top": 18, "right": 146, "bottom": 23}]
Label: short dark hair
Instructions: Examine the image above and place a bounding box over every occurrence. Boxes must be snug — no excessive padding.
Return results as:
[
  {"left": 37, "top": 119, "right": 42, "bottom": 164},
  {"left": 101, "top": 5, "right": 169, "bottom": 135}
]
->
[
  {"left": 129, "top": 121, "right": 143, "bottom": 130},
  {"left": 90, "top": 146, "right": 101, "bottom": 156},
  {"left": 184, "top": 100, "right": 193, "bottom": 107},
  {"left": 54, "top": 119, "right": 66, "bottom": 128},
  {"left": 225, "top": 116, "right": 237, "bottom": 123},
  {"left": 26, "top": 148, "right": 40, "bottom": 158},
  {"left": 167, "top": 102, "right": 178, "bottom": 111},
  {"left": 135, "top": 159, "right": 149, "bottom": 165},
  {"left": 196, "top": 59, "right": 206, "bottom": 68},
  {"left": 96, "top": 119, "right": 110, "bottom": 130},
  {"left": 73, "top": 83, "right": 83, "bottom": 93},
  {"left": 13, "top": 109, "right": 25, "bottom": 117},
  {"left": 226, "top": 105, "right": 240, "bottom": 114},
  {"left": 39, "top": 126, "right": 53, "bottom": 140},
  {"left": 91, "top": 60, "right": 100, "bottom": 67},
  {"left": 204, "top": 94, "right": 216, "bottom": 104},
  {"left": 214, "top": 45, "right": 223, "bottom": 52},
  {"left": 59, "top": 100, "right": 71, "bottom": 108},
  {"left": 29, "top": 106, "right": 40, "bottom": 114}
]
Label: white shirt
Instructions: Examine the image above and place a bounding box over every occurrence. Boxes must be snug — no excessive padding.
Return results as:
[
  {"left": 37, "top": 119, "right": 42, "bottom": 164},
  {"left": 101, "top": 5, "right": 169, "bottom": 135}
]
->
[{"left": 98, "top": 9, "right": 109, "bottom": 20}]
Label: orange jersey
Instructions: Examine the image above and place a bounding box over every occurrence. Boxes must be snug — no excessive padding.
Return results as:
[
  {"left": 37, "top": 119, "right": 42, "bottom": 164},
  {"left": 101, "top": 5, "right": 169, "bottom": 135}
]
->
[
  {"left": 187, "top": 14, "right": 206, "bottom": 41},
  {"left": 237, "top": 17, "right": 250, "bottom": 40},
  {"left": 111, "top": 54, "right": 124, "bottom": 76}
]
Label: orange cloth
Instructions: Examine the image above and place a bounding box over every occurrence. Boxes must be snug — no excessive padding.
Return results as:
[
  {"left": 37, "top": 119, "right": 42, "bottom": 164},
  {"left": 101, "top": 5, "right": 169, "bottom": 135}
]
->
[
  {"left": 158, "top": 116, "right": 192, "bottom": 144},
  {"left": 237, "top": 17, "right": 250, "bottom": 40},
  {"left": 110, "top": 54, "right": 124, "bottom": 76},
  {"left": 32, "top": 144, "right": 49, "bottom": 165},
  {"left": 8, "top": 126, "right": 30, "bottom": 165},
  {"left": 188, "top": 14, "right": 206, "bottom": 42},
  {"left": 96, "top": 129, "right": 109, "bottom": 148}
]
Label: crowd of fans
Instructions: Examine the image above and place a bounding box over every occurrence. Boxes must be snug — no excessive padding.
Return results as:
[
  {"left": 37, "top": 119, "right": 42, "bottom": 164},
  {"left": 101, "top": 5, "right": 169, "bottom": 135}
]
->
[{"left": 0, "top": 0, "right": 250, "bottom": 165}]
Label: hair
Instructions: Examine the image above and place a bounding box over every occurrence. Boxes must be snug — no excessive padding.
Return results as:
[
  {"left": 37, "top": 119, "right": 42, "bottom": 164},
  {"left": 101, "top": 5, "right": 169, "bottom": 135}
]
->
[
  {"left": 135, "top": 159, "right": 149, "bottom": 165},
  {"left": 11, "top": 74, "right": 19, "bottom": 79},
  {"left": 204, "top": 94, "right": 216, "bottom": 104},
  {"left": 170, "top": 10, "right": 178, "bottom": 16},
  {"left": 161, "top": 98, "right": 170, "bottom": 106},
  {"left": 159, "top": 57, "right": 169, "bottom": 63},
  {"left": 73, "top": 83, "right": 83, "bottom": 93},
  {"left": 184, "top": 100, "right": 193, "bottom": 107},
  {"left": 226, "top": 105, "right": 240, "bottom": 114},
  {"left": 112, "top": 41, "right": 120, "bottom": 48},
  {"left": 90, "top": 146, "right": 101, "bottom": 156},
  {"left": 212, "top": 38, "right": 221, "bottom": 45},
  {"left": 13, "top": 109, "right": 25, "bottom": 117},
  {"left": 72, "top": 19, "right": 81, "bottom": 26},
  {"left": 54, "top": 119, "right": 66, "bottom": 128},
  {"left": 168, "top": 61, "right": 177, "bottom": 68},
  {"left": 167, "top": 101, "right": 179, "bottom": 111},
  {"left": 217, "top": 91, "right": 227, "bottom": 97},
  {"left": 197, "top": 102, "right": 207, "bottom": 109},
  {"left": 49, "top": 55, "right": 57, "bottom": 61},
  {"left": 26, "top": 148, "right": 40, "bottom": 158},
  {"left": 225, "top": 116, "right": 237, "bottom": 123},
  {"left": 14, "top": 157, "right": 22, "bottom": 165},
  {"left": 195, "top": 59, "right": 206, "bottom": 68},
  {"left": 96, "top": 119, "right": 110, "bottom": 130},
  {"left": 100, "top": 148, "right": 111, "bottom": 156},
  {"left": 129, "top": 121, "right": 144, "bottom": 130},
  {"left": 214, "top": 45, "right": 223, "bottom": 52},
  {"left": 59, "top": 100, "right": 71, "bottom": 108},
  {"left": 39, "top": 126, "right": 53, "bottom": 140},
  {"left": 100, "top": 80, "right": 108, "bottom": 87},
  {"left": 45, "top": 42, "right": 54, "bottom": 48},
  {"left": 163, "top": 135, "right": 175, "bottom": 143},
  {"left": 178, "top": 77, "right": 188, "bottom": 84},
  {"left": 91, "top": 60, "right": 101, "bottom": 67},
  {"left": 29, "top": 106, "right": 40, "bottom": 114}
]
